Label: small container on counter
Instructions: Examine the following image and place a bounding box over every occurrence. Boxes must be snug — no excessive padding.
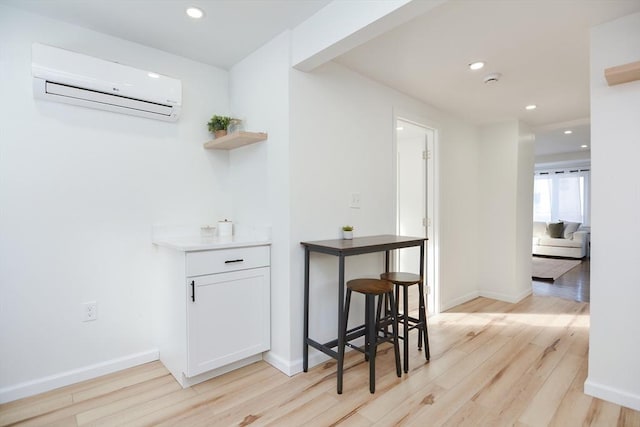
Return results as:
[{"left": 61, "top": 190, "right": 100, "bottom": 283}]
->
[{"left": 217, "top": 220, "right": 233, "bottom": 237}]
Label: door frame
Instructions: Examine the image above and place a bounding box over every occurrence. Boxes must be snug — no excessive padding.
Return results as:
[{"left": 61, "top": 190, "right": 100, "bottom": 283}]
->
[{"left": 392, "top": 109, "right": 440, "bottom": 315}]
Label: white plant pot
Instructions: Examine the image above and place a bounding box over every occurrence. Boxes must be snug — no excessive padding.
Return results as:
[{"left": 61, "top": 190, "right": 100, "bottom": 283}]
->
[{"left": 343, "top": 231, "right": 353, "bottom": 240}]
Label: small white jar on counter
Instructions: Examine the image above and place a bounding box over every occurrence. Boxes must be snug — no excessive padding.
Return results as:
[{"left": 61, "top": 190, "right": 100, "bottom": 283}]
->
[{"left": 217, "top": 220, "right": 233, "bottom": 237}]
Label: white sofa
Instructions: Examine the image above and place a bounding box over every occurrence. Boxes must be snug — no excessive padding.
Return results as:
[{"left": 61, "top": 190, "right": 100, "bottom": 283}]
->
[{"left": 532, "top": 221, "right": 590, "bottom": 259}]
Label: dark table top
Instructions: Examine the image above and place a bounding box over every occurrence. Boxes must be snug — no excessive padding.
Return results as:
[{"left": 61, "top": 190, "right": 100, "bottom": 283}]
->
[{"left": 301, "top": 234, "right": 427, "bottom": 256}]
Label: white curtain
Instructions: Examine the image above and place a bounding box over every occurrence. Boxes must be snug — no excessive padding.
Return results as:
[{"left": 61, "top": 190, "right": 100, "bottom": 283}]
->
[{"left": 533, "top": 169, "right": 590, "bottom": 225}]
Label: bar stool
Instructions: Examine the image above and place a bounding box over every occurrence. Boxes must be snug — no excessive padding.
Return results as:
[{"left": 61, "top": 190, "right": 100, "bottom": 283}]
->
[
  {"left": 343, "top": 278, "right": 402, "bottom": 393},
  {"left": 380, "top": 272, "right": 430, "bottom": 373}
]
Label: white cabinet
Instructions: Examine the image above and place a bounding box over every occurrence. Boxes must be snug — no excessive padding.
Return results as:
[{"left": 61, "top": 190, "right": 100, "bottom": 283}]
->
[
  {"left": 186, "top": 266, "right": 270, "bottom": 377},
  {"left": 155, "top": 243, "right": 270, "bottom": 387},
  {"left": 186, "top": 245, "right": 269, "bottom": 276}
]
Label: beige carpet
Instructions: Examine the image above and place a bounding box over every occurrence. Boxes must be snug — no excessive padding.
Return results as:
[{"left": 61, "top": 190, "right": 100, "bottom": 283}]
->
[{"left": 532, "top": 257, "right": 582, "bottom": 280}]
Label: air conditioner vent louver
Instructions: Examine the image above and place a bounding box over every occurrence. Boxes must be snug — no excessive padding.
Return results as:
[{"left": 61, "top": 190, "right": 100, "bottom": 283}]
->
[
  {"left": 45, "top": 82, "right": 174, "bottom": 117},
  {"left": 32, "top": 43, "right": 182, "bottom": 122}
]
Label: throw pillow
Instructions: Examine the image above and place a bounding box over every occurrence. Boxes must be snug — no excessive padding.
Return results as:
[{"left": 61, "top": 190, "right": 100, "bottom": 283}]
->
[
  {"left": 562, "top": 221, "right": 581, "bottom": 239},
  {"left": 547, "top": 222, "right": 564, "bottom": 238}
]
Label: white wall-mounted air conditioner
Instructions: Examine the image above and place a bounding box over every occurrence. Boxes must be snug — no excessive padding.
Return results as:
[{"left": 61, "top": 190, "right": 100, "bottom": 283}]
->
[{"left": 32, "top": 43, "right": 182, "bottom": 122}]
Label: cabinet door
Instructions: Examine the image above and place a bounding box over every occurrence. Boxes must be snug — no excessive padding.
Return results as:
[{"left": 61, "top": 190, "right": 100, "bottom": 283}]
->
[{"left": 186, "top": 267, "right": 270, "bottom": 377}]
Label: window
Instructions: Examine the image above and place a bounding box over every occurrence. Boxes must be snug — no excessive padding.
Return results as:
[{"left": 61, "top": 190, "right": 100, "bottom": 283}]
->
[{"left": 533, "top": 168, "right": 590, "bottom": 225}]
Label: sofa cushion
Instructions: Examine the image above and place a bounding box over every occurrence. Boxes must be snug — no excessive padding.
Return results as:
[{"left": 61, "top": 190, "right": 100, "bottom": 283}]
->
[
  {"left": 547, "top": 222, "right": 564, "bottom": 238},
  {"left": 538, "top": 237, "right": 582, "bottom": 248},
  {"left": 562, "top": 221, "right": 581, "bottom": 239}
]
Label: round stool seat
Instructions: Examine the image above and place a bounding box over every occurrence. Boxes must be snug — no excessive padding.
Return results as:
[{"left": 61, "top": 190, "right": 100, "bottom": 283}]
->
[
  {"left": 347, "top": 278, "right": 393, "bottom": 295},
  {"left": 380, "top": 272, "right": 421, "bottom": 286}
]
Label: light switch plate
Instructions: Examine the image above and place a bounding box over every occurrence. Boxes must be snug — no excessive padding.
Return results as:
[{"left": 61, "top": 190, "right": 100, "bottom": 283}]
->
[{"left": 350, "top": 193, "right": 361, "bottom": 209}]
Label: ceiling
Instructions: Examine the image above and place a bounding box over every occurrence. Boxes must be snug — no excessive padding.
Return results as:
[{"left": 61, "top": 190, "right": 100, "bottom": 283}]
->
[
  {"left": 335, "top": 0, "right": 640, "bottom": 158},
  {"left": 336, "top": 0, "right": 640, "bottom": 127},
  {"left": 4, "top": 0, "right": 640, "bottom": 157},
  {"left": 2, "top": 0, "right": 331, "bottom": 69}
]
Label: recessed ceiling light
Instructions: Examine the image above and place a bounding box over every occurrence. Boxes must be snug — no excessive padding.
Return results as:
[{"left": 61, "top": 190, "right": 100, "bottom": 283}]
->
[
  {"left": 564, "top": 130, "right": 573, "bottom": 135},
  {"left": 186, "top": 7, "right": 204, "bottom": 19},
  {"left": 581, "top": 144, "right": 588, "bottom": 148},
  {"left": 147, "top": 72, "right": 160, "bottom": 79},
  {"left": 469, "top": 61, "right": 485, "bottom": 71},
  {"left": 525, "top": 104, "right": 537, "bottom": 110}
]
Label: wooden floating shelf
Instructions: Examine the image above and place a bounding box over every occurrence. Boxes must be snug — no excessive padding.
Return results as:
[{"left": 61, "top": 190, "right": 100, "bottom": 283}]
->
[
  {"left": 203, "top": 131, "right": 268, "bottom": 150},
  {"left": 605, "top": 60, "right": 640, "bottom": 86}
]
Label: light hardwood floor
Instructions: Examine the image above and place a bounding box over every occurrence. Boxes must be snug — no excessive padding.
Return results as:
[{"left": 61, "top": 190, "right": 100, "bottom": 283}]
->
[{"left": 2, "top": 295, "right": 639, "bottom": 426}]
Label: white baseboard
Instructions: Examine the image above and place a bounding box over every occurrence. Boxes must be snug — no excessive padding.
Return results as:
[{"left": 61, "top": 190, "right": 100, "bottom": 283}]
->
[
  {"left": 440, "top": 287, "right": 532, "bottom": 312},
  {"left": 584, "top": 378, "right": 640, "bottom": 411},
  {"left": 288, "top": 351, "right": 333, "bottom": 376},
  {"left": 478, "top": 287, "right": 532, "bottom": 304},
  {"left": 266, "top": 345, "right": 364, "bottom": 377},
  {"left": 177, "top": 354, "right": 262, "bottom": 388},
  {"left": 440, "top": 291, "right": 480, "bottom": 312},
  {"left": 0, "top": 349, "right": 159, "bottom": 404},
  {"left": 263, "top": 351, "right": 297, "bottom": 377}
]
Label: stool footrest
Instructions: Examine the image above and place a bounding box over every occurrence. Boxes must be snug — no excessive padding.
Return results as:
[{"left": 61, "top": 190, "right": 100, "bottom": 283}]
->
[
  {"left": 324, "top": 325, "right": 367, "bottom": 349},
  {"left": 346, "top": 333, "right": 396, "bottom": 354},
  {"left": 378, "top": 315, "right": 424, "bottom": 329},
  {"left": 306, "top": 338, "right": 338, "bottom": 359}
]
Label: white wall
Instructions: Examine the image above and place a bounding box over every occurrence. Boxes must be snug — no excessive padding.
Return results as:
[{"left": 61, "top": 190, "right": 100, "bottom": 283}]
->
[
  {"left": 586, "top": 11, "right": 640, "bottom": 411},
  {"left": 0, "top": 5, "right": 230, "bottom": 401},
  {"left": 437, "top": 117, "right": 480, "bottom": 310},
  {"left": 477, "top": 121, "right": 533, "bottom": 303},
  {"left": 229, "top": 31, "right": 293, "bottom": 372},
  {"left": 516, "top": 122, "right": 535, "bottom": 295},
  {"left": 288, "top": 61, "right": 481, "bottom": 369},
  {"left": 228, "top": 33, "right": 482, "bottom": 374}
]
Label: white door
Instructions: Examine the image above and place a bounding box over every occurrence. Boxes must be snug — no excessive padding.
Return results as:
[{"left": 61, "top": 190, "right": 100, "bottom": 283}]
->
[{"left": 396, "top": 119, "right": 436, "bottom": 314}]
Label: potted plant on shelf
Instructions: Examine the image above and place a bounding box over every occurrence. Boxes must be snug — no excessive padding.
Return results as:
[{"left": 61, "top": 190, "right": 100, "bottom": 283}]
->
[
  {"left": 342, "top": 225, "right": 354, "bottom": 240},
  {"left": 207, "top": 115, "right": 232, "bottom": 138}
]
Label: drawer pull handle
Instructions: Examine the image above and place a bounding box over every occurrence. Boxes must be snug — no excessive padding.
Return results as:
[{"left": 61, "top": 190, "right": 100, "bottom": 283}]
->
[
  {"left": 225, "top": 259, "right": 244, "bottom": 264},
  {"left": 190, "top": 280, "right": 195, "bottom": 302}
]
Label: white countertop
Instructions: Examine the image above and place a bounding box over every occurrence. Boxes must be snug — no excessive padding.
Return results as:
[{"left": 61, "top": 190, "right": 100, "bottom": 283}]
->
[{"left": 152, "top": 225, "right": 271, "bottom": 251}]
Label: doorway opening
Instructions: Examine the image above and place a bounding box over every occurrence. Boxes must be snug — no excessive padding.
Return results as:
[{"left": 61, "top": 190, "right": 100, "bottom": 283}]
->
[
  {"left": 531, "top": 164, "right": 591, "bottom": 302},
  {"left": 395, "top": 118, "right": 438, "bottom": 315}
]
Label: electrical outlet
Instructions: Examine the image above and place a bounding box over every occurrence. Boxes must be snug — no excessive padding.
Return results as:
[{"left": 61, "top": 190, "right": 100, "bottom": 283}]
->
[
  {"left": 350, "top": 192, "right": 361, "bottom": 209},
  {"left": 82, "top": 301, "right": 98, "bottom": 322}
]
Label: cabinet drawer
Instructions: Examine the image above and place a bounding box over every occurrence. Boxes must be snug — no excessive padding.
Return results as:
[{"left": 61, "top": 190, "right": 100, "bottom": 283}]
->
[{"left": 186, "top": 245, "right": 270, "bottom": 277}]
